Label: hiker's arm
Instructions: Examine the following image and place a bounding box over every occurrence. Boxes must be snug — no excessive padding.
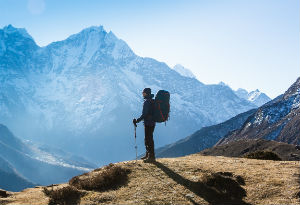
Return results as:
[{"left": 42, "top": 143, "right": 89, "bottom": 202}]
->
[{"left": 137, "top": 101, "right": 150, "bottom": 123}]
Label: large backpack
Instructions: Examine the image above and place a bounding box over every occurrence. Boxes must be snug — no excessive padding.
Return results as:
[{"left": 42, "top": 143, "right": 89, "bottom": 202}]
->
[{"left": 153, "top": 90, "right": 170, "bottom": 123}]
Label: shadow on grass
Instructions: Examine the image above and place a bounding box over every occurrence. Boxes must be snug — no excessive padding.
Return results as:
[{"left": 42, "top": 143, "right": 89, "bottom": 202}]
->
[{"left": 153, "top": 161, "right": 251, "bottom": 205}]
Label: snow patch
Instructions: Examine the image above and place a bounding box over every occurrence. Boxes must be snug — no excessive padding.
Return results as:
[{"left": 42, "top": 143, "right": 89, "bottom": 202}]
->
[
  {"left": 292, "top": 88, "right": 300, "bottom": 109},
  {"left": 28, "top": 144, "right": 92, "bottom": 172},
  {"left": 254, "top": 110, "right": 264, "bottom": 125},
  {"left": 173, "top": 64, "right": 196, "bottom": 79}
]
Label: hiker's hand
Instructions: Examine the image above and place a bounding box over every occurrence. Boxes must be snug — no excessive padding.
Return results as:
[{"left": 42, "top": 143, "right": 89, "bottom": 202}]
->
[{"left": 133, "top": 119, "right": 137, "bottom": 127}]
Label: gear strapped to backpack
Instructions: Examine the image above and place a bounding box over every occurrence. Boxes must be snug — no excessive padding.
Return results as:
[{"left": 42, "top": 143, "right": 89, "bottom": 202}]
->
[{"left": 153, "top": 90, "right": 170, "bottom": 123}]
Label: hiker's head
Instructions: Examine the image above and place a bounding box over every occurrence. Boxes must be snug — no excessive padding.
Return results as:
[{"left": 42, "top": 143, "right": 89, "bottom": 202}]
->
[{"left": 143, "top": 88, "right": 152, "bottom": 98}]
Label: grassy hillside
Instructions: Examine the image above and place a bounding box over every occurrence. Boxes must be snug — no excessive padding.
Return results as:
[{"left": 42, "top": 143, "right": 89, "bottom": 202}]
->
[{"left": 0, "top": 154, "right": 299, "bottom": 205}]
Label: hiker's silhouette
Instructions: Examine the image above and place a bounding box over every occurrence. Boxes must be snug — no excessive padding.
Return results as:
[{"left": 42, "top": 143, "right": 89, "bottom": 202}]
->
[
  {"left": 133, "top": 88, "right": 156, "bottom": 163},
  {"left": 153, "top": 161, "right": 251, "bottom": 205}
]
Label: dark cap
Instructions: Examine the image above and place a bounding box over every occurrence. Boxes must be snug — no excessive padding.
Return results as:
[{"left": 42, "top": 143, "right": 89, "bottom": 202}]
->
[{"left": 143, "top": 88, "right": 152, "bottom": 95}]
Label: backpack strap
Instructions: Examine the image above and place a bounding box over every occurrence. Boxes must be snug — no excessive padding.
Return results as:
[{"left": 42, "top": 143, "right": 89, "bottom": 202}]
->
[{"left": 157, "top": 101, "right": 166, "bottom": 122}]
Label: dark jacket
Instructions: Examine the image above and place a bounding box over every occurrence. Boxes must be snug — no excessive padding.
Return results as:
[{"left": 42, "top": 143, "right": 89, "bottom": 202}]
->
[{"left": 137, "top": 95, "right": 155, "bottom": 126}]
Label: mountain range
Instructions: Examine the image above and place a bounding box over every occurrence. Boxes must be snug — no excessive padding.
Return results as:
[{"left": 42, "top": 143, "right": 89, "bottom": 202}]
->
[
  {"left": 157, "top": 77, "right": 299, "bottom": 158},
  {"left": 156, "top": 109, "right": 256, "bottom": 158},
  {"left": 235, "top": 88, "right": 271, "bottom": 107},
  {"left": 218, "top": 77, "right": 300, "bottom": 145},
  {"left": 0, "top": 24, "right": 271, "bottom": 165}
]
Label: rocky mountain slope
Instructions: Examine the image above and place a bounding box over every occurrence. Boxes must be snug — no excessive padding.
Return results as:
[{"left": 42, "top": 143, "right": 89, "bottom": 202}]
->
[
  {"left": 0, "top": 155, "right": 299, "bottom": 205},
  {"left": 155, "top": 78, "right": 299, "bottom": 159},
  {"left": 201, "top": 139, "right": 300, "bottom": 161},
  {"left": 0, "top": 24, "right": 257, "bottom": 164},
  {"left": 0, "top": 124, "right": 95, "bottom": 191},
  {"left": 155, "top": 109, "right": 256, "bottom": 158},
  {"left": 218, "top": 77, "right": 300, "bottom": 146}
]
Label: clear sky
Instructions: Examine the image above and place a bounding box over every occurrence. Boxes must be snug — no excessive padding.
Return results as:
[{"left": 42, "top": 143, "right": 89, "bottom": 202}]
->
[{"left": 0, "top": 0, "right": 299, "bottom": 98}]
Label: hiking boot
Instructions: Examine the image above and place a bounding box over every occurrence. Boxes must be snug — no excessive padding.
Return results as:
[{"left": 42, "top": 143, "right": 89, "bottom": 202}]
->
[
  {"left": 143, "top": 157, "right": 156, "bottom": 163},
  {"left": 140, "top": 152, "right": 149, "bottom": 160},
  {"left": 141, "top": 155, "right": 148, "bottom": 160}
]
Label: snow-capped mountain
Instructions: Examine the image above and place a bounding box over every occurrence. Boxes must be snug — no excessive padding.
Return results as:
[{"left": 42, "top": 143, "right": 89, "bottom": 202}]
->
[
  {"left": 235, "top": 88, "right": 271, "bottom": 107},
  {"left": 218, "top": 77, "right": 300, "bottom": 146},
  {"left": 0, "top": 124, "right": 95, "bottom": 190},
  {"left": 172, "top": 64, "right": 196, "bottom": 79},
  {"left": 0, "top": 25, "right": 257, "bottom": 164}
]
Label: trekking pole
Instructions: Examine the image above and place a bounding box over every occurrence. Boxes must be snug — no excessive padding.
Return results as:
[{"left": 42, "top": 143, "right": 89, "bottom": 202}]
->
[{"left": 134, "top": 123, "right": 138, "bottom": 162}]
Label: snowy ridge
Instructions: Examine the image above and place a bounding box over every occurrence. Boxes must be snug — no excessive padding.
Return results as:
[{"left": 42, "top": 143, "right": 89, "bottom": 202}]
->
[
  {"left": 235, "top": 88, "right": 271, "bottom": 107},
  {"left": 173, "top": 64, "right": 196, "bottom": 79}
]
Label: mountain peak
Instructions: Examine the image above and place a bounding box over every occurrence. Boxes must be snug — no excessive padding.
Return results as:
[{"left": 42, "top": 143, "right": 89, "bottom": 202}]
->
[
  {"left": 218, "top": 81, "right": 228, "bottom": 86},
  {"left": 235, "top": 88, "right": 271, "bottom": 107},
  {"left": 67, "top": 25, "right": 107, "bottom": 41},
  {"left": 83, "top": 25, "right": 105, "bottom": 33},
  {"left": 2, "top": 24, "right": 33, "bottom": 41},
  {"left": 283, "top": 77, "right": 300, "bottom": 99},
  {"left": 3, "top": 24, "right": 18, "bottom": 32},
  {"left": 48, "top": 25, "right": 135, "bottom": 62}
]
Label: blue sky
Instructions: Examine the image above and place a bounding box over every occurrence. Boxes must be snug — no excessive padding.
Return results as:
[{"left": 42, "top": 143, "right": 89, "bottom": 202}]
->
[{"left": 0, "top": 0, "right": 299, "bottom": 98}]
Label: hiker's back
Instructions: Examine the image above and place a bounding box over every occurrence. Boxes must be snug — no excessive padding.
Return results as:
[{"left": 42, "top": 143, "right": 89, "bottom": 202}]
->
[{"left": 143, "top": 98, "right": 156, "bottom": 126}]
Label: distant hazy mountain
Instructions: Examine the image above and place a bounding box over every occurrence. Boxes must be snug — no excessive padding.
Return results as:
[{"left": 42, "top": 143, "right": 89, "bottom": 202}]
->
[
  {"left": 0, "top": 25, "right": 256, "bottom": 164},
  {"left": 218, "top": 77, "right": 300, "bottom": 146},
  {"left": 0, "top": 124, "right": 95, "bottom": 188},
  {"left": 0, "top": 156, "right": 36, "bottom": 192},
  {"left": 172, "top": 64, "right": 196, "bottom": 79},
  {"left": 235, "top": 88, "right": 271, "bottom": 107}
]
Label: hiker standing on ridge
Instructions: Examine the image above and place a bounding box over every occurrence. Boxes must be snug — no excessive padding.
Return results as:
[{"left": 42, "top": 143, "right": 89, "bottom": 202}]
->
[{"left": 133, "top": 88, "right": 156, "bottom": 163}]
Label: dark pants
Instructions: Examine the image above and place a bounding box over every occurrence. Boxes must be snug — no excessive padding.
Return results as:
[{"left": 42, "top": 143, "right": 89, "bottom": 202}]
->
[{"left": 145, "top": 125, "right": 155, "bottom": 158}]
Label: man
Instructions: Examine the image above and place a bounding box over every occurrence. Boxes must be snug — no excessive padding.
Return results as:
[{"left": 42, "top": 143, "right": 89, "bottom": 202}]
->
[{"left": 133, "top": 88, "right": 156, "bottom": 163}]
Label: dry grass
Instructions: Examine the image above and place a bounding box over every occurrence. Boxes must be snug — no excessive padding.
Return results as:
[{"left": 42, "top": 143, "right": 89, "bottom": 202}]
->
[
  {"left": 1, "top": 155, "right": 299, "bottom": 205},
  {"left": 69, "top": 163, "right": 131, "bottom": 191},
  {"left": 43, "top": 185, "right": 83, "bottom": 205}
]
